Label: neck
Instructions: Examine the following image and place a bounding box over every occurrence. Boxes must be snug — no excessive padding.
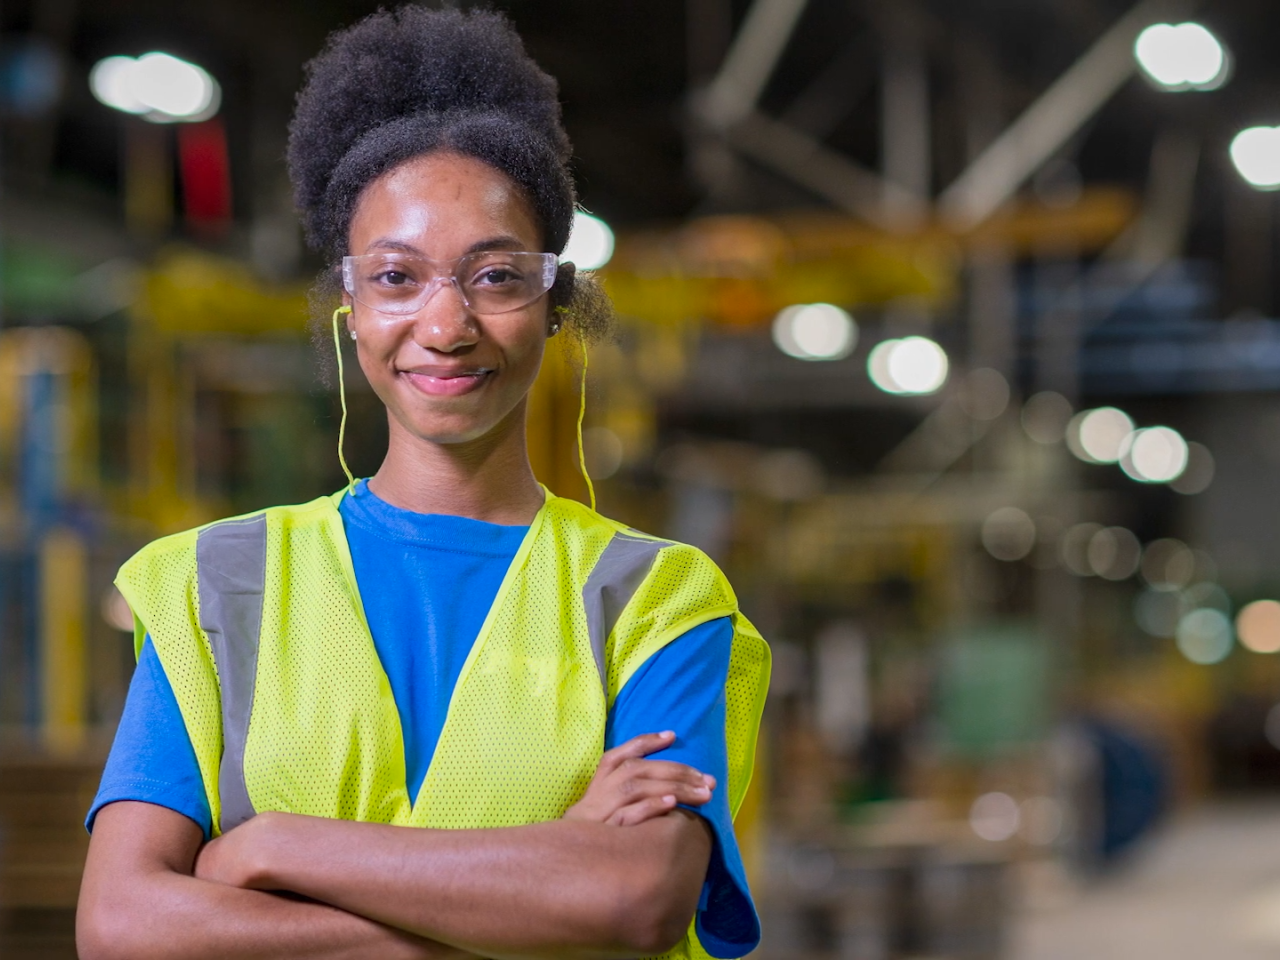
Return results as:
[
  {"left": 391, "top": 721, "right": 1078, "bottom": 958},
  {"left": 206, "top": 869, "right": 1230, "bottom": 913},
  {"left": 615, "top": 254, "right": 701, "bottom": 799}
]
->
[{"left": 366, "top": 400, "right": 544, "bottom": 525}]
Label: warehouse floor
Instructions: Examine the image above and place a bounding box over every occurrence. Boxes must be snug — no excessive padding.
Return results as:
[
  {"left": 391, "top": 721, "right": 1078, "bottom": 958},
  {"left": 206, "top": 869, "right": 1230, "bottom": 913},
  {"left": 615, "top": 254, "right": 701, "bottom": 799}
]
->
[{"left": 1012, "top": 801, "right": 1280, "bottom": 960}]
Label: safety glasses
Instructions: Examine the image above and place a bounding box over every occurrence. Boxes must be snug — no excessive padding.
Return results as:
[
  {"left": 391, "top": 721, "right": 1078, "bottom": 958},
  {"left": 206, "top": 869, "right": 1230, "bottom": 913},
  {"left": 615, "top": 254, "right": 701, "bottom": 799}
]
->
[{"left": 342, "top": 251, "right": 558, "bottom": 317}]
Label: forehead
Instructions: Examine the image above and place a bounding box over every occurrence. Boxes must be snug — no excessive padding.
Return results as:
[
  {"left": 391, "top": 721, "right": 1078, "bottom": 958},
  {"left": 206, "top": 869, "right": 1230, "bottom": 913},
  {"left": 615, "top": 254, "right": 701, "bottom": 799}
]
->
[{"left": 349, "top": 152, "right": 542, "bottom": 254}]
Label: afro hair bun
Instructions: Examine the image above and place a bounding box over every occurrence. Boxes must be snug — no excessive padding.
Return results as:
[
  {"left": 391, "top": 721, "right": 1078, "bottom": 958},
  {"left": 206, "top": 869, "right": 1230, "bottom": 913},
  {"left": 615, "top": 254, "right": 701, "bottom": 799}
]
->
[{"left": 288, "top": 6, "right": 574, "bottom": 259}]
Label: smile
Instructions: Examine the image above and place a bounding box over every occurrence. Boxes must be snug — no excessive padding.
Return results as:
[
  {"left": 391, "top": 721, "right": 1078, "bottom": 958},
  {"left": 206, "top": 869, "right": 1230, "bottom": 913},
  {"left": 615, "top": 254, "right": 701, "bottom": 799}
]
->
[{"left": 400, "top": 368, "right": 493, "bottom": 397}]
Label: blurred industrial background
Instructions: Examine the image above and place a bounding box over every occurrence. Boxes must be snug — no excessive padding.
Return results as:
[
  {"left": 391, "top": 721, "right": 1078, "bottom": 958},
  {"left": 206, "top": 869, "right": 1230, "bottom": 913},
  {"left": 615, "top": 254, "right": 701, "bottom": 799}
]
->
[{"left": 5, "top": 0, "right": 1280, "bottom": 956}]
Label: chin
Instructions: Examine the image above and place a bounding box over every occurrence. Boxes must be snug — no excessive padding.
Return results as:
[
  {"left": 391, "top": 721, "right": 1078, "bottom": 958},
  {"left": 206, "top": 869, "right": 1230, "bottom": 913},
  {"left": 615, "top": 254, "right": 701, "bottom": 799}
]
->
[{"left": 404, "top": 414, "right": 507, "bottom": 447}]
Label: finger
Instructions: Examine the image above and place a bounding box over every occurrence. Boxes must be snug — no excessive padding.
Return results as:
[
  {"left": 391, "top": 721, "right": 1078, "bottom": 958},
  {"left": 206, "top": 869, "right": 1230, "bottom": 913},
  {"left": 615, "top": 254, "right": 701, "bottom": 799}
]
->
[
  {"left": 614, "top": 758, "right": 716, "bottom": 789},
  {"left": 597, "top": 731, "right": 676, "bottom": 773},
  {"left": 608, "top": 795, "right": 677, "bottom": 827},
  {"left": 612, "top": 775, "right": 713, "bottom": 806}
]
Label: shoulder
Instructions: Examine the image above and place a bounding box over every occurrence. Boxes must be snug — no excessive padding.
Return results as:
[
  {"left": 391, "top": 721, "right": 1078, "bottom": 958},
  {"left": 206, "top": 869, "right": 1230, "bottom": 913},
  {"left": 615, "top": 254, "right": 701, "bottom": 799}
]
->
[
  {"left": 118, "top": 493, "right": 344, "bottom": 612},
  {"left": 122, "top": 494, "right": 341, "bottom": 569},
  {"left": 547, "top": 495, "right": 730, "bottom": 586}
]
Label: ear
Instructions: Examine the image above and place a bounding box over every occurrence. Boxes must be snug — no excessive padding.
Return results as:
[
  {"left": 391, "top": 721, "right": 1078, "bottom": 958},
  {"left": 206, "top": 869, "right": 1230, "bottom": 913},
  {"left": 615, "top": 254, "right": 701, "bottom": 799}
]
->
[{"left": 548, "top": 305, "right": 567, "bottom": 338}]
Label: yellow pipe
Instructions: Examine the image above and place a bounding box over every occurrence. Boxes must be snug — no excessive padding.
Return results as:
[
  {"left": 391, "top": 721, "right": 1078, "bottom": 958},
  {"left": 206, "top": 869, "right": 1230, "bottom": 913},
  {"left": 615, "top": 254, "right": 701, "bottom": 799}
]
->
[{"left": 40, "top": 526, "right": 88, "bottom": 755}]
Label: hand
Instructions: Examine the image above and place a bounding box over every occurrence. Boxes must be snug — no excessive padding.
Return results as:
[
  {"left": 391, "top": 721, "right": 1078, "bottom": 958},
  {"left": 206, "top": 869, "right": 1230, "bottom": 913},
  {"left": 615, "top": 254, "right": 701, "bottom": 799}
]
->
[
  {"left": 194, "top": 812, "right": 278, "bottom": 889},
  {"left": 564, "top": 731, "right": 715, "bottom": 827}
]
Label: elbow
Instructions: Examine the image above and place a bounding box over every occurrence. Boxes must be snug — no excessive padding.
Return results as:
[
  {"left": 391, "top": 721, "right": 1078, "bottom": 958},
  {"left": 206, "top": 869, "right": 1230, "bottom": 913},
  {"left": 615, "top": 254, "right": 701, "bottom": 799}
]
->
[
  {"left": 614, "top": 888, "right": 697, "bottom": 955},
  {"left": 77, "top": 901, "right": 138, "bottom": 960},
  {"left": 606, "top": 858, "right": 701, "bottom": 954},
  {"left": 78, "top": 887, "right": 170, "bottom": 960},
  {"left": 627, "top": 907, "right": 696, "bottom": 956}
]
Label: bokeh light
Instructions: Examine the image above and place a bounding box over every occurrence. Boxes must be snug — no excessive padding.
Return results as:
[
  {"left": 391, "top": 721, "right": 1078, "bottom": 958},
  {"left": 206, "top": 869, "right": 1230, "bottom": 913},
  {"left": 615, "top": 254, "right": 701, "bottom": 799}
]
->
[
  {"left": 959, "top": 368, "right": 1010, "bottom": 421},
  {"left": 1176, "top": 608, "right": 1234, "bottom": 664},
  {"left": 1019, "top": 796, "right": 1064, "bottom": 846},
  {"left": 867, "top": 336, "right": 949, "bottom": 395},
  {"left": 1061, "top": 522, "right": 1104, "bottom": 576},
  {"left": 90, "top": 52, "right": 220, "bottom": 122},
  {"left": 1087, "top": 526, "right": 1141, "bottom": 580},
  {"left": 1231, "top": 126, "right": 1280, "bottom": 191},
  {"left": 1134, "top": 23, "right": 1229, "bottom": 91},
  {"left": 1237, "top": 600, "right": 1280, "bottom": 654},
  {"left": 1141, "top": 538, "right": 1196, "bottom": 591},
  {"left": 970, "top": 792, "right": 1021, "bottom": 842},
  {"left": 581, "top": 426, "right": 624, "bottom": 480},
  {"left": 772, "top": 303, "right": 857, "bottom": 361},
  {"left": 1135, "top": 588, "right": 1182, "bottom": 638},
  {"left": 1067, "top": 407, "right": 1134, "bottom": 463},
  {"left": 1184, "top": 581, "right": 1231, "bottom": 614},
  {"left": 1265, "top": 704, "right": 1280, "bottom": 750},
  {"left": 1171, "top": 441, "right": 1215, "bottom": 495},
  {"left": 754, "top": 449, "right": 825, "bottom": 501},
  {"left": 89, "top": 56, "right": 147, "bottom": 114},
  {"left": 1021, "top": 391, "right": 1073, "bottom": 444},
  {"left": 562, "top": 211, "right": 615, "bottom": 269},
  {"left": 981, "top": 507, "right": 1036, "bottom": 562},
  {"left": 1120, "top": 426, "right": 1189, "bottom": 483}
]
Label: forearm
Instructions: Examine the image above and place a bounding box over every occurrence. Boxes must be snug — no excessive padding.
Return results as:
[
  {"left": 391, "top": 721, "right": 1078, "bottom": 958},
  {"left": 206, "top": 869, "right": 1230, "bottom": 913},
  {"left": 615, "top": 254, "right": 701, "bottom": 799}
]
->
[
  {"left": 79, "top": 866, "right": 468, "bottom": 960},
  {"left": 238, "top": 812, "right": 710, "bottom": 960},
  {"left": 78, "top": 802, "right": 473, "bottom": 960}
]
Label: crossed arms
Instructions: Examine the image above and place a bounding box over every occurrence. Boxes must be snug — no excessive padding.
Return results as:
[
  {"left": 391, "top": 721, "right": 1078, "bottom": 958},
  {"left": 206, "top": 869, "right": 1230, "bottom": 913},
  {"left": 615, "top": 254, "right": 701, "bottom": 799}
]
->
[{"left": 77, "top": 733, "right": 718, "bottom": 960}]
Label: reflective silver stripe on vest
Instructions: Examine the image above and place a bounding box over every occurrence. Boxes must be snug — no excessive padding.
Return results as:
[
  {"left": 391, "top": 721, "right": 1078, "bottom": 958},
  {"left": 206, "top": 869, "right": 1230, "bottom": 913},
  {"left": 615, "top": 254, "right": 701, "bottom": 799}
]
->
[
  {"left": 196, "top": 514, "right": 267, "bottom": 833},
  {"left": 581, "top": 533, "right": 668, "bottom": 689}
]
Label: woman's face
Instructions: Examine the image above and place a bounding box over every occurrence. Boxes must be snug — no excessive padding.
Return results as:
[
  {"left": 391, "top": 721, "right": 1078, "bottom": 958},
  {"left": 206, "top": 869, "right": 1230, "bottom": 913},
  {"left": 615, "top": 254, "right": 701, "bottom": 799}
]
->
[{"left": 345, "top": 151, "right": 551, "bottom": 447}]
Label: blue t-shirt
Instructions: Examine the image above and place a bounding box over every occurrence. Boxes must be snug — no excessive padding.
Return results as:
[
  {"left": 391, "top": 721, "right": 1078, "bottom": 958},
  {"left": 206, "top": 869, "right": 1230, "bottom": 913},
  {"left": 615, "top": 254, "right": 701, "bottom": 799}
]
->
[{"left": 89, "top": 482, "right": 759, "bottom": 956}]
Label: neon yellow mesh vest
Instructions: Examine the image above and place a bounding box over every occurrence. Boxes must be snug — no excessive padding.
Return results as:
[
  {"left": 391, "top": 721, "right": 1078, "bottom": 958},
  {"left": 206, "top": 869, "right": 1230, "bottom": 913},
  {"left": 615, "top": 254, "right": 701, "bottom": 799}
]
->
[{"left": 115, "top": 489, "right": 770, "bottom": 960}]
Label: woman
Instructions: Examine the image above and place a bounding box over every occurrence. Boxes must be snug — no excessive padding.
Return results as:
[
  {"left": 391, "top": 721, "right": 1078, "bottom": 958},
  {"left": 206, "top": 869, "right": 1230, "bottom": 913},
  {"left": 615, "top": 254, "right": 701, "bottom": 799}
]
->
[{"left": 77, "top": 9, "right": 768, "bottom": 960}]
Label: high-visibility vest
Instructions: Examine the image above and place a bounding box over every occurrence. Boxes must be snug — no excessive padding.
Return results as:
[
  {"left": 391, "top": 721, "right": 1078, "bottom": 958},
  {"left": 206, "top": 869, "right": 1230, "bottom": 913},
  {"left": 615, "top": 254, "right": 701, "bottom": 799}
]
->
[{"left": 115, "top": 488, "right": 770, "bottom": 960}]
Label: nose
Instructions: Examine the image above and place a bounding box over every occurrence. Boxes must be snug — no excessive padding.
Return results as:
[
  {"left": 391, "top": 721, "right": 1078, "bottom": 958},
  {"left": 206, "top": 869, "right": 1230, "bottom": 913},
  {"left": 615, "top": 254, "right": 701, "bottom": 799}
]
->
[{"left": 409, "top": 277, "right": 479, "bottom": 354}]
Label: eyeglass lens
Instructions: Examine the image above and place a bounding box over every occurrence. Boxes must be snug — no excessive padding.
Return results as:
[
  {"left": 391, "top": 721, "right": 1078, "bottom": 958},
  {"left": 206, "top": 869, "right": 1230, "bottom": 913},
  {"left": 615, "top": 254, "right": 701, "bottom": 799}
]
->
[{"left": 344, "top": 252, "right": 555, "bottom": 316}]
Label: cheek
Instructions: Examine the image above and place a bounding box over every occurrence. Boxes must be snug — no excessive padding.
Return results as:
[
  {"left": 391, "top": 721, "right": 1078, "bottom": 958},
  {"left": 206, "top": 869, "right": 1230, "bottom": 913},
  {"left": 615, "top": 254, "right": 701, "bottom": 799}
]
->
[
  {"left": 494, "top": 309, "right": 551, "bottom": 376},
  {"left": 503, "top": 324, "right": 549, "bottom": 390}
]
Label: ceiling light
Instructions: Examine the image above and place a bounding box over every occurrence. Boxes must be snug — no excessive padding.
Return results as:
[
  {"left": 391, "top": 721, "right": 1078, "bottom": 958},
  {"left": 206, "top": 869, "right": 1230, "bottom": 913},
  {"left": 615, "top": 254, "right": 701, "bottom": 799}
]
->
[
  {"left": 1120, "top": 426, "right": 1189, "bottom": 483},
  {"left": 1067, "top": 407, "right": 1134, "bottom": 463},
  {"left": 90, "top": 52, "right": 220, "bottom": 123},
  {"left": 772, "top": 303, "right": 857, "bottom": 360},
  {"left": 1176, "top": 608, "right": 1233, "bottom": 665},
  {"left": 562, "top": 211, "right": 615, "bottom": 270},
  {"left": 1231, "top": 127, "right": 1280, "bottom": 191},
  {"left": 1134, "top": 23, "right": 1229, "bottom": 91},
  {"left": 868, "top": 336, "right": 948, "bottom": 395},
  {"left": 1238, "top": 600, "right": 1280, "bottom": 655}
]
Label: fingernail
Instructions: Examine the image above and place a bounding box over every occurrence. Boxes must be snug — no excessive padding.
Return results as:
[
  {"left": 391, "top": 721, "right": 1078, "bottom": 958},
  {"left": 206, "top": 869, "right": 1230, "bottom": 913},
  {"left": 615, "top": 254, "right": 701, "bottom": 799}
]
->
[
  {"left": 663, "top": 795, "right": 676, "bottom": 804},
  {"left": 660, "top": 730, "right": 675, "bottom": 738}
]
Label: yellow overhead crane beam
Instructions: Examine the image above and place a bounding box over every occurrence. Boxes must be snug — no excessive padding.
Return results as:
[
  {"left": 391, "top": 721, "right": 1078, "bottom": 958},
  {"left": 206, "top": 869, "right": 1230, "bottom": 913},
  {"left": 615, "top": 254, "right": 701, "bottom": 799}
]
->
[{"left": 599, "top": 188, "right": 1137, "bottom": 329}]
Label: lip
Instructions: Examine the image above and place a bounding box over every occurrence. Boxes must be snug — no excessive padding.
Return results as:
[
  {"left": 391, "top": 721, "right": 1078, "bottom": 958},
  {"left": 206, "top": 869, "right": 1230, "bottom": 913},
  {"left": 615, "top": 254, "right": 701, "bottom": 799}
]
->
[{"left": 399, "top": 367, "right": 493, "bottom": 397}]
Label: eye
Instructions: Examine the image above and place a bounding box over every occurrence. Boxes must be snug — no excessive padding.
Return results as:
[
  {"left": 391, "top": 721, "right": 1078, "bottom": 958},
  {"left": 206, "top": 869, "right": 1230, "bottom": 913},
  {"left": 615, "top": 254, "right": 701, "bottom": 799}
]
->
[
  {"left": 473, "top": 265, "right": 525, "bottom": 286},
  {"left": 374, "top": 269, "right": 411, "bottom": 286}
]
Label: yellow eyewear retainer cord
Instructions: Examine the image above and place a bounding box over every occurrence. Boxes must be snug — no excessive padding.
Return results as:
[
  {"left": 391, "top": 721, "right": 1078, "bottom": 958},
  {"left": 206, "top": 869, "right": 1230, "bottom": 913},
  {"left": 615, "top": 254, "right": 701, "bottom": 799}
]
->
[
  {"left": 333, "top": 303, "right": 596, "bottom": 511},
  {"left": 332, "top": 305, "right": 356, "bottom": 495},
  {"left": 575, "top": 328, "right": 596, "bottom": 512}
]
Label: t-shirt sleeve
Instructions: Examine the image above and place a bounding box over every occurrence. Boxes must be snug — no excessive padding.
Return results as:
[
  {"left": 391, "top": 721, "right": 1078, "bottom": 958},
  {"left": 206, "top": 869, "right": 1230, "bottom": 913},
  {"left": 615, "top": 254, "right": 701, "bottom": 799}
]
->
[
  {"left": 85, "top": 636, "right": 212, "bottom": 839},
  {"left": 605, "top": 616, "right": 760, "bottom": 958}
]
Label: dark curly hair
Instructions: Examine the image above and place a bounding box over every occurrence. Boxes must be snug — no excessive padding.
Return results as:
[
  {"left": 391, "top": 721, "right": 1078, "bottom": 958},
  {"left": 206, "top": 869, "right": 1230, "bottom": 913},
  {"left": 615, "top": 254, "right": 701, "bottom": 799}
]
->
[{"left": 289, "top": 5, "right": 612, "bottom": 340}]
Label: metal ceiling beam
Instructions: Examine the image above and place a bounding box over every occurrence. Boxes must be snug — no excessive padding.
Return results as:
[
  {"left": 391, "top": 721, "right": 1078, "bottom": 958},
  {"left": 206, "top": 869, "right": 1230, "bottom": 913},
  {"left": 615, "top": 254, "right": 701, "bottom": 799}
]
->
[
  {"left": 938, "top": 0, "right": 1199, "bottom": 231},
  {"left": 880, "top": 15, "right": 931, "bottom": 229},
  {"left": 698, "top": 0, "right": 810, "bottom": 129},
  {"left": 1109, "top": 128, "right": 1200, "bottom": 266},
  {"left": 727, "top": 110, "right": 919, "bottom": 232}
]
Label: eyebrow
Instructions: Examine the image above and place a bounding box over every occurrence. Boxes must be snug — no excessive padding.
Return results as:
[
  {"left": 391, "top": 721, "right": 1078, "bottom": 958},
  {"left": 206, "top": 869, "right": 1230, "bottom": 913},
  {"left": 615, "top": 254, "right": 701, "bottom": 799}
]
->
[{"left": 364, "top": 235, "right": 531, "bottom": 256}]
